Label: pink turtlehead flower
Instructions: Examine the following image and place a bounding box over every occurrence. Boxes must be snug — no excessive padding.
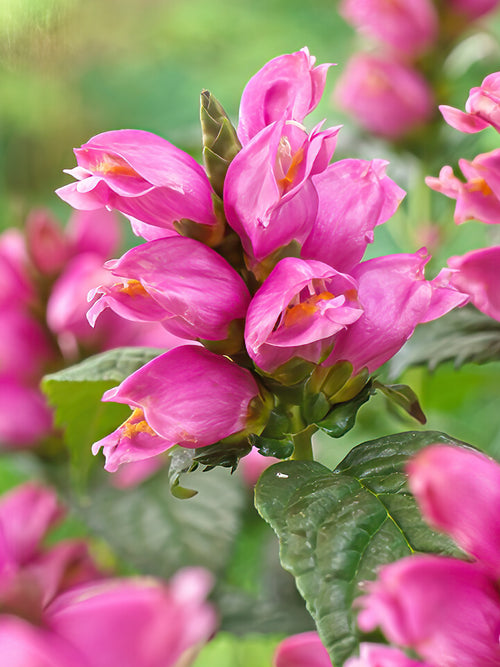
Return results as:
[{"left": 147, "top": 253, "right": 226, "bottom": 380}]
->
[
  {"left": 93, "top": 346, "right": 262, "bottom": 471},
  {"left": 425, "top": 150, "right": 500, "bottom": 225},
  {"left": 274, "top": 632, "right": 331, "bottom": 667},
  {"left": 439, "top": 72, "right": 500, "bottom": 133},
  {"left": 408, "top": 445, "right": 500, "bottom": 577},
  {"left": 87, "top": 236, "right": 250, "bottom": 343},
  {"left": 245, "top": 257, "right": 362, "bottom": 373},
  {"left": 0, "top": 378, "right": 53, "bottom": 446},
  {"left": 224, "top": 118, "right": 339, "bottom": 263},
  {"left": 345, "top": 643, "right": 427, "bottom": 667},
  {"left": 323, "top": 250, "right": 469, "bottom": 374},
  {"left": 56, "top": 129, "right": 217, "bottom": 234},
  {"left": 448, "top": 0, "right": 500, "bottom": 18},
  {"left": 0, "top": 229, "right": 34, "bottom": 308},
  {"left": 46, "top": 568, "right": 216, "bottom": 667},
  {"left": 302, "top": 159, "right": 406, "bottom": 272},
  {"left": 237, "top": 47, "right": 332, "bottom": 145},
  {"left": 335, "top": 55, "right": 434, "bottom": 139},
  {"left": 357, "top": 556, "right": 500, "bottom": 667},
  {"left": 340, "top": 0, "right": 438, "bottom": 58},
  {"left": 441, "top": 246, "right": 500, "bottom": 321}
]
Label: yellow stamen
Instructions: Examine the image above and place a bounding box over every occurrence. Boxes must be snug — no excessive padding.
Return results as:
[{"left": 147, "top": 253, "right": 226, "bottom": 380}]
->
[
  {"left": 468, "top": 178, "right": 493, "bottom": 197},
  {"left": 118, "top": 279, "right": 149, "bottom": 297},
  {"left": 93, "top": 155, "right": 139, "bottom": 178},
  {"left": 277, "top": 146, "right": 305, "bottom": 192},
  {"left": 283, "top": 291, "right": 335, "bottom": 327},
  {"left": 122, "top": 408, "right": 156, "bottom": 439}
]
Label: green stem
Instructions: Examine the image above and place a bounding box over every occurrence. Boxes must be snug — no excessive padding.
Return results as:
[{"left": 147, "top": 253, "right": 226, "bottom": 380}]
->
[{"left": 291, "top": 425, "right": 316, "bottom": 461}]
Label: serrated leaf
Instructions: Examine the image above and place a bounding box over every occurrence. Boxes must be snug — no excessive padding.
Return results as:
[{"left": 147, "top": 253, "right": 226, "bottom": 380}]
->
[
  {"left": 63, "top": 464, "right": 246, "bottom": 579},
  {"left": 390, "top": 305, "right": 500, "bottom": 377},
  {"left": 41, "top": 347, "right": 164, "bottom": 486},
  {"left": 374, "top": 381, "right": 426, "bottom": 424},
  {"left": 255, "top": 431, "right": 468, "bottom": 666}
]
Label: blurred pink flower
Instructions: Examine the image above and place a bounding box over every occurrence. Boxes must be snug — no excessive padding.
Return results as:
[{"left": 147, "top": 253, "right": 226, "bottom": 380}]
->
[
  {"left": 238, "top": 448, "right": 280, "bottom": 487},
  {"left": 340, "top": 0, "right": 438, "bottom": 58},
  {"left": 274, "top": 632, "right": 331, "bottom": 667},
  {"left": 439, "top": 72, "right": 500, "bottom": 134},
  {"left": 448, "top": 0, "right": 500, "bottom": 21},
  {"left": 345, "top": 643, "right": 427, "bottom": 667},
  {"left": 335, "top": 54, "right": 434, "bottom": 139},
  {"left": 426, "top": 150, "right": 500, "bottom": 225},
  {"left": 237, "top": 47, "right": 332, "bottom": 145},
  {"left": 56, "top": 129, "right": 217, "bottom": 234}
]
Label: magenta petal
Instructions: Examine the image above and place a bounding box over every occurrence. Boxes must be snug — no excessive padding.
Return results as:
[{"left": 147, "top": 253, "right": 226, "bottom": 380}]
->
[
  {"left": 0, "top": 379, "right": 53, "bottom": 447},
  {"left": 439, "top": 105, "right": 491, "bottom": 133},
  {"left": 274, "top": 632, "right": 331, "bottom": 667},
  {"left": 357, "top": 556, "right": 500, "bottom": 667},
  {"left": 446, "top": 246, "right": 500, "bottom": 320},
  {"left": 345, "top": 644, "right": 428, "bottom": 667},
  {"left": 99, "top": 346, "right": 260, "bottom": 450},
  {"left": 408, "top": 444, "right": 500, "bottom": 576}
]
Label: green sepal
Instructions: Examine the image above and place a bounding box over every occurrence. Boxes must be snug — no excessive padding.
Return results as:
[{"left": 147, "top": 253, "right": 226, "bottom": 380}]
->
[
  {"left": 200, "top": 90, "right": 241, "bottom": 197},
  {"left": 374, "top": 380, "right": 427, "bottom": 424},
  {"left": 316, "top": 381, "right": 374, "bottom": 438},
  {"left": 194, "top": 437, "right": 252, "bottom": 472},
  {"left": 167, "top": 446, "right": 199, "bottom": 499},
  {"left": 260, "top": 408, "right": 292, "bottom": 439},
  {"left": 302, "top": 390, "right": 331, "bottom": 424},
  {"left": 248, "top": 433, "right": 294, "bottom": 459}
]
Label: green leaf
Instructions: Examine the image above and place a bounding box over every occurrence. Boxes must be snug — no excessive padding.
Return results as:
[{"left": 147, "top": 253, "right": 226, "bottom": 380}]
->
[
  {"left": 316, "top": 381, "right": 373, "bottom": 438},
  {"left": 41, "top": 347, "right": 163, "bottom": 486},
  {"left": 255, "top": 430, "right": 468, "bottom": 666},
  {"left": 374, "top": 381, "right": 426, "bottom": 424},
  {"left": 64, "top": 464, "right": 246, "bottom": 579},
  {"left": 248, "top": 433, "right": 294, "bottom": 460},
  {"left": 390, "top": 305, "right": 500, "bottom": 377},
  {"left": 193, "top": 632, "right": 283, "bottom": 667}
]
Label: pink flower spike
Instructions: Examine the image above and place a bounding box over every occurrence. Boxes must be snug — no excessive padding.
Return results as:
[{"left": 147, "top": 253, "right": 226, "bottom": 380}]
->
[
  {"left": 335, "top": 55, "right": 434, "bottom": 139},
  {"left": 245, "top": 257, "right": 362, "bottom": 373},
  {"left": 302, "top": 159, "right": 406, "bottom": 272},
  {"left": 357, "top": 555, "right": 500, "bottom": 667},
  {"left": 444, "top": 246, "right": 500, "bottom": 321},
  {"left": 238, "top": 48, "right": 333, "bottom": 145},
  {"left": 56, "top": 129, "right": 217, "bottom": 232},
  {"left": 408, "top": 444, "right": 500, "bottom": 576},
  {"left": 273, "top": 632, "right": 331, "bottom": 667},
  {"left": 46, "top": 571, "right": 217, "bottom": 667},
  {"left": 87, "top": 236, "right": 251, "bottom": 343},
  {"left": 340, "top": 0, "right": 438, "bottom": 58},
  {"left": 439, "top": 72, "right": 500, "bottom": 134},
  {"left": 93, "top": 346, "right": 261, "bottom": 470},
  {"left": 345, "top": 643, "right": 428, "bottom": 667}
]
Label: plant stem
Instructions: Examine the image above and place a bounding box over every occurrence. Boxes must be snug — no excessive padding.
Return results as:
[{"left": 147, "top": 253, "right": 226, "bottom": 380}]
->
[{"left": 291, "top": 425, "right": 316, "bottom": 461}]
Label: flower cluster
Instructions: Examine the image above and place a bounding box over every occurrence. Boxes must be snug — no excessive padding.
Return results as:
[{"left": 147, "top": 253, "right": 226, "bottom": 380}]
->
[
  {"left": 57, "top": 48, "right": 468, "bottom": 474},
  {"left": 335, "top": 0, "right": 500, "bottom": 139},
  {"left": 426, "top": 73, "right": 500, "bottom": 322},
  {"left": 0, "top": 482, "right": 216, "bottom": 666}
]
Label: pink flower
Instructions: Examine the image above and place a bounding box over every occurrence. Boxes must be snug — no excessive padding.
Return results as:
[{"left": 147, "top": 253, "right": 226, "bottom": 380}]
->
[
  {"left": 439, "top": 72, "right": 500, "bottom": 133},
  {"left": 87, "top": 236, "right": 250, "bottom": 344},
  {"left": 245, "top": 257, "right": 363, "bottom": 373},
  {"left": 273, "top": 632, "right": 331, "bottom": 667},
  {"left": 56, "top": 129, "right": 217, "bottom": 234},
  {"left": 0, "top": 229, "right": 33, "bottom": 307},
  {"left": 340, "top": 0, "right": 438, "bottom": 58},
  {"left": 357, "top": 556, "right": 500, "bottom": 667},
  {"left": 425, "top": 150, "right": 500, "bottom": 225},
  {"left": 408, "top": 444, "right": 500, "bottom": 577},
  {"left": 238, "top": 448, "right": 280, "bottom": 487},
  {"left": 237, "top": 47, "right": 332, "bottom": 145},
  {"left": 25, "top": 209, "right": 70, "bottom": 276},
  {"left": 323, "top": 250, "right": 468, "bottom": 374},
  {"left": 442, "top": 246, "right": 500, "bottom": 321},
  {"left": 301, "top": 159, "right": 406, "bottom": 271},
  {"left": 224, "top": 119, "right": 339, "bottom": 263},
  {"left": 46, "top": 568, "right": 216, "bottom": 667},
  {"left": 335, "top": 55, "right": 434, "bottom": 139},
  {"left": 92, "top": 346, "right": 263, "bottom": 471},
  {"left": 0, "top": 378, "right": 53, "bottom": 446},
  {"left": 448, "top": 0, "right": 500, "bottom": 21}
]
